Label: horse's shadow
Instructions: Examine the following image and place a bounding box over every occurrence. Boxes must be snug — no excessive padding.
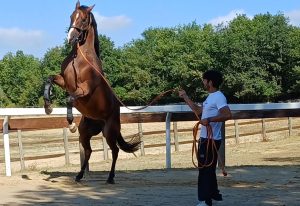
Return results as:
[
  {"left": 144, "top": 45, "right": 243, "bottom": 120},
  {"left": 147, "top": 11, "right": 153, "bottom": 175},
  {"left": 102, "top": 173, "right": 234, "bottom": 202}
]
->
[{"left": 40, "top": 170, "right": 109, "bottom": 184}]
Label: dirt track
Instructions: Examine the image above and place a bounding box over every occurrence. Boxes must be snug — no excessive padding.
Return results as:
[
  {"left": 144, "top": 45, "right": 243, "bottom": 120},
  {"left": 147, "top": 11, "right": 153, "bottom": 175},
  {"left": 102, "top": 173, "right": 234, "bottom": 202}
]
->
[{"left": 0, "top": 136, "right": 299, "bottom": 205}]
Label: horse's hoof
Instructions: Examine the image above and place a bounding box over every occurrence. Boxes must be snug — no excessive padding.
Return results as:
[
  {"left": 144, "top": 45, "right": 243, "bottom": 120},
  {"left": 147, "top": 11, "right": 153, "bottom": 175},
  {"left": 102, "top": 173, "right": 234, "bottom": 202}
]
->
[
  {"left": 75, "top": 171, "right": 84, "bottom": 182},
  {"left": 75, "top": 175, "right": 82, "bottom": 182},
  {"left": 69, "top": 123, "right": 77, "bottom": 133},
  {"left": 44, "top": 105, "right": 53, "bottom": 115},
  {"left": 106, "top": 179, "right": 115, "bottom": 184}
]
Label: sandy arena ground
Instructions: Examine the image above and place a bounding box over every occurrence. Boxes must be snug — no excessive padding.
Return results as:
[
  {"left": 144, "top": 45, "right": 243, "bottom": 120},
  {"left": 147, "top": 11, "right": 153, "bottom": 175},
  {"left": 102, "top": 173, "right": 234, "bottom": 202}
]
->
[{"left": 0, "top": 134, "right": 299, "bottom": 206}]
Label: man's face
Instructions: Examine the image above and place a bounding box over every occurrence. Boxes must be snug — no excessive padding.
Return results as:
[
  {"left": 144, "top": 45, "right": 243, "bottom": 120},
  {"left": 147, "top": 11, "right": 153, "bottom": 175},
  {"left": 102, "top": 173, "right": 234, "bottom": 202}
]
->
[{"left": 202, "top": 79, "right": 210, "bottom": 91}]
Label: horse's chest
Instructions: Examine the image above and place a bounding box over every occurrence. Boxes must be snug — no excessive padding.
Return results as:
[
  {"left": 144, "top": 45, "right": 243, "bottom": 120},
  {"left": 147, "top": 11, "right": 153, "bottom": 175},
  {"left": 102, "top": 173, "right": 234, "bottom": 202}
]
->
[{"left": 63, "top": 63, "right": 82, "bottom": 91}]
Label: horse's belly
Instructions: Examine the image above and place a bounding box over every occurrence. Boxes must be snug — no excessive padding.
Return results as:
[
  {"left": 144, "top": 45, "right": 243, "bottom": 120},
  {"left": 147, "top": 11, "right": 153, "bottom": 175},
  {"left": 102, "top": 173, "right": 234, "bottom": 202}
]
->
[{"left": 74, "top": 97, "right": 115, "bottom": 120}]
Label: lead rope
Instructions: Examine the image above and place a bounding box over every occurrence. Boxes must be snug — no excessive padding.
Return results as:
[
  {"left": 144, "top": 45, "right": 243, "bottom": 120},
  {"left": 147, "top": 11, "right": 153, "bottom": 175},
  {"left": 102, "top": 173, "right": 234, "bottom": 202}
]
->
[
  {"left": 78, "top": 44, "right": 226, "bottom": 175},
  {"left": 187, "top": 101, "right": 227, "bottom": 176}
]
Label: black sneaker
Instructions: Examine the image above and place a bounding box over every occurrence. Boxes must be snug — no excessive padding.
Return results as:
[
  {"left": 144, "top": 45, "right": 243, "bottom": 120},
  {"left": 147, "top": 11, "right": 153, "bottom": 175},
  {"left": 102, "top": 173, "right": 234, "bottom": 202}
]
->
[
  {"left": 211, "top": 193, "right": 223, "bottom": 201},
  {"left": 205, "top": 199, "right": 212, "bottom": 206}
]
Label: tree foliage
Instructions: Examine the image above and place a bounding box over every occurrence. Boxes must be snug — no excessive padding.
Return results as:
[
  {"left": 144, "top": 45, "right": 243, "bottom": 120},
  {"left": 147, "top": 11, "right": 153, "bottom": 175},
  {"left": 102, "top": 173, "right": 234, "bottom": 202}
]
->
[
  {"left": 0, "top": 51, "right": 42, "bottom": 107},
  {"left": 1, "top": 13, "right": 300, "bottom": 107}
]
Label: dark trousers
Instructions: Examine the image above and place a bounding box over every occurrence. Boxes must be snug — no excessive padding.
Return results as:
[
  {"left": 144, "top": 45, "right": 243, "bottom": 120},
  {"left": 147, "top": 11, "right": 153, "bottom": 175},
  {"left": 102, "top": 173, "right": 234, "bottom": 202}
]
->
[{"left": 198, "top": 138, "right": 221, "bottom": 202}]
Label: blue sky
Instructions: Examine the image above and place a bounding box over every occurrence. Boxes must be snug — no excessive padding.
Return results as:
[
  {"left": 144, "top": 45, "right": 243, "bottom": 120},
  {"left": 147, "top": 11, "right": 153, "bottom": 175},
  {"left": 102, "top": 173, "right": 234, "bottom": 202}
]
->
[{"left": 0, "top": 0, "right": 300, "bottom": 59}]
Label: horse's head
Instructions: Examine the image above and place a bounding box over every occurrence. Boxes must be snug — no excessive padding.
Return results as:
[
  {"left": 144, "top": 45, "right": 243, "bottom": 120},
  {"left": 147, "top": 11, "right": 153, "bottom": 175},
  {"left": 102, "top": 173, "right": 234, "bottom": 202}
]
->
[{"left": 67, "top": 1, "right": 95, "bottom": 45}]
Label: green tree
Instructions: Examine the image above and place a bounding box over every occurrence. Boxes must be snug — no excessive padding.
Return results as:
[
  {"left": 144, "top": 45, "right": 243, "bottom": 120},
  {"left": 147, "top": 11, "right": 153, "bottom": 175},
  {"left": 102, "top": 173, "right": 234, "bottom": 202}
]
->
[
  {"left": 115, "top": 23, "right": 216, "bottom": 104},
  {"left": 214, "top": 14, "right": 287, "bottom": 103},
  {"left": 0, "top": 51, "right": 42, "bottom": 107},
  {"left": 284, "top": 26, "right": 300, "bottom": 99}
]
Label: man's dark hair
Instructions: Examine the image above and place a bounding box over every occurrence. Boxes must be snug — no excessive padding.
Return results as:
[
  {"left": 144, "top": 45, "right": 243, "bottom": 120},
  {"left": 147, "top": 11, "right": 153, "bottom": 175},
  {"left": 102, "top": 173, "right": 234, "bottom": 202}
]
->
[{"left": 202, "top": 70, "right": 223, "bottom": 89}]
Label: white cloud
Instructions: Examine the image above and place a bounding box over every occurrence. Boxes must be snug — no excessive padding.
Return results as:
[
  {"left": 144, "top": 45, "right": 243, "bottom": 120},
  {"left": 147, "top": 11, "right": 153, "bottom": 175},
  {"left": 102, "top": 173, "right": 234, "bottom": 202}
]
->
[
  {"left": 0, "top": 27, "right": 49, "bottom": 58},
  {"left": 209, "top": 9, "right": 249, "bottom": 26},
  {"left": 0, "top": 27, "right": 44, "bottom": 49},
  {"left": 285, "top": 9, "right": 300, "bottom": 26},
  {"left": 93, "top": 11, "right": 132, "bottom": 32}
]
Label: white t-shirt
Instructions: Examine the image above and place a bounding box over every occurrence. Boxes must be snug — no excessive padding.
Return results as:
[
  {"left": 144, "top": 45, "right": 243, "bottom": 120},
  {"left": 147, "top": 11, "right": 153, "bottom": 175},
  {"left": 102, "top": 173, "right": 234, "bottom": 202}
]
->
[{"left": 200, "top": 91, "right": 228, "bottom": 140}]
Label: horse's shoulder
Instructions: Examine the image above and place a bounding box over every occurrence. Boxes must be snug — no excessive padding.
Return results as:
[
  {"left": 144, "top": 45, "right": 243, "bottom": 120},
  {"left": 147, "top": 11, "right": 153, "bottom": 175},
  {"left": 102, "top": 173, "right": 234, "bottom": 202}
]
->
[{"left": 61, "top": 55, "right": 73, "bottom": 71}]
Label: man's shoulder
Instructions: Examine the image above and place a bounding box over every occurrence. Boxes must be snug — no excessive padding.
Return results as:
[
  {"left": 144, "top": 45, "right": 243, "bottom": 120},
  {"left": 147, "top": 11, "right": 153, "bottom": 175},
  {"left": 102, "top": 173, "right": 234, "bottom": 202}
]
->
[
  {"left": 212, "top": 91, "right": 228, "bottom": 104},
  {"left": 212, "top": 91, "right": 226, "bottom": 98}
]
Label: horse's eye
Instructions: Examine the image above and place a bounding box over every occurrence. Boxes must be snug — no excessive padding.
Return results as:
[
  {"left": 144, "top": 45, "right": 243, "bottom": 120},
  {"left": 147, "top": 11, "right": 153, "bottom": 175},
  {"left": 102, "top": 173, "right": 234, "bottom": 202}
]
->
[{"left": 82, "top": 18, "right": 88, "bottom": 24}]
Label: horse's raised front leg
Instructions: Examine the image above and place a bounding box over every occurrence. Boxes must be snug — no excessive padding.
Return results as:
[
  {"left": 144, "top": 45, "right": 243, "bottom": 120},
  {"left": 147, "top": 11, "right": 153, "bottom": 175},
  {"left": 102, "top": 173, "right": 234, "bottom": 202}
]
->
[
  {"left": 44, "top": 76, "right": 54, "bottom": 114},
  {"left": 43, "top": 75, "right": 65, "bottom": 114},
  {"left": 66, "top": 96, "right": 77, "bottom": 133}
]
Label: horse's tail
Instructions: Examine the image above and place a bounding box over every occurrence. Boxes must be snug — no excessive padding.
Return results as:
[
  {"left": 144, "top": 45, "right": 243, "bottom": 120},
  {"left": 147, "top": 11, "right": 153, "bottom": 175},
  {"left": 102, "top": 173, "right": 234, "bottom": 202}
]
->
[{"left": 117, "top": 133, "right": 141, "bottom": 153}]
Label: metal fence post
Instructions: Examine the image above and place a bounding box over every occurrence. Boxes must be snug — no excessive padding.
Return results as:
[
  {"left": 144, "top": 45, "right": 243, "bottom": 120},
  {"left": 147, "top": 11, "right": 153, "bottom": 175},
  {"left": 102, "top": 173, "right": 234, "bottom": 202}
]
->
[
  {"left": 3, "top": 116, "right": 12, "bottom": 176},
  {"left": 166, "top": 112, "right": 172, "bottom": 169}
]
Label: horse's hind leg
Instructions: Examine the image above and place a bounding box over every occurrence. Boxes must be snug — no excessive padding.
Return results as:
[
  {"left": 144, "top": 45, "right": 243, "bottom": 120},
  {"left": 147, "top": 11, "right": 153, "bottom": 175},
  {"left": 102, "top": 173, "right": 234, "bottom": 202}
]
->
[
  {"left": 105, "top": 136, "right": 119, "bottom": 184},
  {"left": 75, "top": 117, "right": 103, "bottom": 182},
  {"left": 76, "top": 133, "right": 92, "bottom": 182},
  {"left": 103, "top": 118, "right": 120, "bottom": 184}
]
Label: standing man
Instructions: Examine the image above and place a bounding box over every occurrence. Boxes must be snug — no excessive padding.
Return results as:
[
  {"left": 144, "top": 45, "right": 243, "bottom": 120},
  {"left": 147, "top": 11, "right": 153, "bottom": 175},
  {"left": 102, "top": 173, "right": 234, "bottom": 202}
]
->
[{"left": 179, "top": 70, "right": 232, "bottom": 206}]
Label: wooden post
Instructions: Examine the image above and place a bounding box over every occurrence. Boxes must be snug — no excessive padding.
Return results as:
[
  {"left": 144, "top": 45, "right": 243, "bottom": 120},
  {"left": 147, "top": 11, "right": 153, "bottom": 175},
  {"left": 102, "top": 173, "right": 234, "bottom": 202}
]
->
[
  {"left": 262, "top": 119, "right": 267, "bottom": 141},
  {"left": 102, "top": 136, "right": 109, "bottom": 160},
  {"left": 3, "top": 116, "right": 11, "bottom": 176},
  {"left": 138, "top": 123, "right": 145, "bottom": 156},
  {"left": 234, "top": 120, "right": 239, "bottom": 144},
  {"left": 218, "top": 122, "right": 226, "bottom": 168},
  {"left": 17, "top": 130, "right": 25, "bottom": 171},
  {"left": 63, "top": 128, "right": 70, "bottom": 166},
  {"left": 173, "top": 122, "right": 179, "bottom": 151},
  {"left": 288, "top": 117, "right": 292, "bottom": 136}
]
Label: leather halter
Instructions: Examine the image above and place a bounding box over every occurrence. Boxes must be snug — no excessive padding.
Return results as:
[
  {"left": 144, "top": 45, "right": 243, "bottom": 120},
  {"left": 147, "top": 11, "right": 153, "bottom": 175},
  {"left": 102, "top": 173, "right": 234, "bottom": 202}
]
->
[{"left": 68, "top": 12, "right": 92, "bottom": 44}]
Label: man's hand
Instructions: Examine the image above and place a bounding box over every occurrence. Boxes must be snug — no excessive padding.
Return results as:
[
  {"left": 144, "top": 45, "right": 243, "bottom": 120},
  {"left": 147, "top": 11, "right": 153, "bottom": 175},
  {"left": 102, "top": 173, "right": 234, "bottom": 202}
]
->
[
  {"left": 201, "top": 118, "right": 210, "bottom": 126},
  {"left": 178, "top": 89, "right": 187, "bottom": 99}
]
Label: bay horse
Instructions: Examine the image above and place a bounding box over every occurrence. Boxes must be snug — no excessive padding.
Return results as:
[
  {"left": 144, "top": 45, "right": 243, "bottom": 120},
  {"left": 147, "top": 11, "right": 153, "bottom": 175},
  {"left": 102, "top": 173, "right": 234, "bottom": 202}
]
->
[{"left": 43, "top": 1, "right": 141, "bottom": 184}]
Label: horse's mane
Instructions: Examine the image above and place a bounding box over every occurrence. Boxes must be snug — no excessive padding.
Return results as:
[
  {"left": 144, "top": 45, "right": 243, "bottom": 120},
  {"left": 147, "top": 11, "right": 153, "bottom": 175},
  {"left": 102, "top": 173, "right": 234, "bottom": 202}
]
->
[
  {"left": 80, "top": 5, "right": 100, "bottom": 58},
  {"left": 90, "top": 12, "right": 100, "bottom": 58}
]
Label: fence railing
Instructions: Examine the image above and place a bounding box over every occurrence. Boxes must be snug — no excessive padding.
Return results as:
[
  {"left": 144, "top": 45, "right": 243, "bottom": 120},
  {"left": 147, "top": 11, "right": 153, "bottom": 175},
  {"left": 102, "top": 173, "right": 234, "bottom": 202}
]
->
[{"left": 1, "top": 103, "right": 300, "bottom": 176}]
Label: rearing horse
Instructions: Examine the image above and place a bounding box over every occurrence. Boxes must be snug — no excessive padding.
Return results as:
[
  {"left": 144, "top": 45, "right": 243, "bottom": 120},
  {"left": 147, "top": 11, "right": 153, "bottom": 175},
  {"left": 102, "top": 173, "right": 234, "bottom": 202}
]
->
[{"left": 43, "top": 1, "right": 141, "bottom": 184}]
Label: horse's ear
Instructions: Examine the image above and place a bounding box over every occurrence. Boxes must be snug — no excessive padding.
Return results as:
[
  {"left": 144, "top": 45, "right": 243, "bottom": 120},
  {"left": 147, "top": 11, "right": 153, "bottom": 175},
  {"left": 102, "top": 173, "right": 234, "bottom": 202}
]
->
[
  {"left": 76, "top": 0, "right": 80, "bottom": 9},
  {"left": 87, "top": 5, "right": 95, "bottom": 12}
]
